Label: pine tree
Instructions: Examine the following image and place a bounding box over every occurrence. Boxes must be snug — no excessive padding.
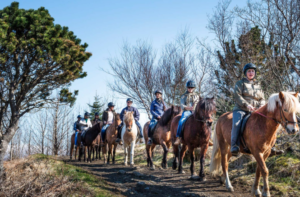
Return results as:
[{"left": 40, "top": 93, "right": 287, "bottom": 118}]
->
[{"left": 87, "top": 92, "right": 105, "bottom": 120}]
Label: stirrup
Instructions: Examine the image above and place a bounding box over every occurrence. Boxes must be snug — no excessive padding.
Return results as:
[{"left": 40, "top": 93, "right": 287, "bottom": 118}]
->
[
  {"left": 174, "top": 137, "right": 181, "bottom": 145},
  {"left": 147, "top": 138, "right": 152, "bottom": 145}
]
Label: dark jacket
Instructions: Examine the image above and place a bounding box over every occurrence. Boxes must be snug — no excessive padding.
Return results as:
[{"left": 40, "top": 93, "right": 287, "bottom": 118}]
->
[
  {"left": 102, "top": 108, "right": 116, "bottom": 125},
  {"left": 150, "top": 99, "right": 165, "bottom": 119},
  {"left": 120, "top": 106, "right": 140, "bottom": 122},
  {"left": 92, "top": 118, "right": 101, "bottom": 126}
]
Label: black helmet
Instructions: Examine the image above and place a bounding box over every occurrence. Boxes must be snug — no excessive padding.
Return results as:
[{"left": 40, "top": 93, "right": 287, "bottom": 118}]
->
[
  {"left": 95, "top": 112, "right": 99, "bottom": 116},
  {"left": 186, "top": 80, "right": 196, "bottom": 88},
  {"left": 84, "top": 112, "right": 90, "bottom": 117},
  {"left": 77, "top": 115, "right": 82, "bottom": 119},
  {"left": 126, "top": 98, "right": 133, "bottom": 103},
  {"left": 155, "top": 90, "right": 163, "bottom": 95},
  {"left": 108, "top": 102, "right": 115, "bottom": 108},
  {"left": 243, "top": 63, "right": 256, "bottom": 76}
]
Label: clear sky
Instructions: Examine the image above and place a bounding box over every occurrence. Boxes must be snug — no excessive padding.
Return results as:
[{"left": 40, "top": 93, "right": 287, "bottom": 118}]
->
[{"left": 0, "top": 0, "right": 246, "bottom": 126}]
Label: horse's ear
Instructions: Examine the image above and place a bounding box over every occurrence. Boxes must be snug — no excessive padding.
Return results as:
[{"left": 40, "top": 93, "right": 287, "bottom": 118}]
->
[
  {"left": 124, "top": 110, "right": 127, "bottom": 114},
  {"left": 279, "top": 92, "right": 285, "bottom": 103},
  {"left": 293, "top": 92, "right": 299, "bottom": 98},
  {"left": 171, "top": 105, "right": 174, "bottom": 111}
]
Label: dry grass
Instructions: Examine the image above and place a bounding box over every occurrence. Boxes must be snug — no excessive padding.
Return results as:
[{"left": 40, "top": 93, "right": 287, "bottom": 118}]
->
[{"left": 1, "top": 154, "right": 94, "bottom": 197}]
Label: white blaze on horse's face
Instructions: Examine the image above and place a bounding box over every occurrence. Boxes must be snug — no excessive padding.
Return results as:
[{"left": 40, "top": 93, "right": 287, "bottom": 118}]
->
[{"left": 285, "top": 111, "right": 299, "bottom": 134}]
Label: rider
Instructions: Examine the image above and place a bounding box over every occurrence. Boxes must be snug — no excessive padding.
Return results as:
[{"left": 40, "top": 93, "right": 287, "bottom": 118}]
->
[
  {"left": 231, "top": 63, "right": 284, "bottom": 156},
  {"left": 92, "top": 112, "right": 101, "bottom": 126},
  {"left": 116, "top": 98, "right": 143, "bottom": 145},
  {"left": 147, "top": 90, "right": 166, "bottom": 145},
  {"left": 101, "top": 102, "right": 116, "bottom": 144},
  {"left": 174, "top": 80, "right": 199, "bottom": 145},
  {"left": 80, "top": 112, "right": 92, "bottom": 135},
  {"left": 74, "top": 115, "right": 82, "bottom": 148}
]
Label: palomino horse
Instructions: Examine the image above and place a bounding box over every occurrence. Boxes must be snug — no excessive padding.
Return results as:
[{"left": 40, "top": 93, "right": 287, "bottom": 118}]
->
[
  {"left": 102, "top": 113, "right": 121, "bottom": 164},
  {"left": 79, "top": 122, "right": 103, "bottom": 163},
  {"left": 210, "top": 92, "right": 299, "bottom": 197},
  {"left": 143, "top": 106, "right": 182, "bottom": 170},
  {"left": 70, "top": 132, "right": 82, "bottom": 161},
  {"left": 171, "top": 97, "right": 216, "bottom": 180},
  {"left": 122, "top": 111, "right": 140, "bottom": 167}
]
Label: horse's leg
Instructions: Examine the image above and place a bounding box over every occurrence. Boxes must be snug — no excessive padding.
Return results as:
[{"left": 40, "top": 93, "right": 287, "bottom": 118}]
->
[
  {"left": 87, "top": 146, "right": 91, "bottom": 163},
  {"left": 189, "top": 146, "right": 197, "bottom": 179},
  {"left": 107, "top": 143, "right": 112, "bottom": 164},
  {"left": 161, "top": 141, "right": 169, "bottom": 169},
  {"left": 124, "top": 145, "right": 127, "bottom": 166},
  {"left": 178, "top": 144, "right": 187, "bottom": 174},
  {"left": 199, "top": 144, "right": 209, "bottom": 181},
  {"left": 146, "top": 145, "right": 150, "bottom": 167},
  {"left": 172, "top": 144, "right": 179, "bottom": 170},
  {"left": 112, "top": 144, "right": 117, "bottom": 164},
  {"left": 70, "top": 141, "right": 74, "bottom": 160},
  {"left": 253, "top": 152, "right": 271, "bottom": 197},
  {"left": 103, "top": 143, "right": 107, "bottom": 164},
  {"left": 99, "top": 144, "right": 102, "bottom": 160},
  {"left": 149, "top": 144, "right": 156, "bottom": 170},
  {"left": 251, "top": 165, "right": 262, "bottom": 196},
  {"left": 130, "top": 142, "right": 136, "bottom": 167},
  {"left": 220, "top": 143, "right": 233, "bottom": 192}
]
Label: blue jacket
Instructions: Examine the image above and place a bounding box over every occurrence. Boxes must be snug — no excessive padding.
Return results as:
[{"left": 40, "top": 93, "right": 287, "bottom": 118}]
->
[
  {"left": 150, "top": 99, "right": 165, "bottom": 119},
  {"left": 73, "top": 121, "right": 80, "bottom": 132},
  {"left": 120, "top": 106, "right": 140, "bottom": 122}
]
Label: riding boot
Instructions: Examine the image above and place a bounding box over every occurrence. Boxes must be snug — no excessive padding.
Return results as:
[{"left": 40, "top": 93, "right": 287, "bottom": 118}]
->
[
  {"left": 269, "top": 147, "right": 284, "bottom": 157},
  {"left": 115, "top": 125, "right": 123, "bottom": 145},
  {"left": 230, "top": 128, "right": 240, "bottom": 156},
  {"left": 230, "top": 111, "right": 245, "bottom": 156},
  {"left": 174, "top": 137, "right": 181, "bottom": 145}
]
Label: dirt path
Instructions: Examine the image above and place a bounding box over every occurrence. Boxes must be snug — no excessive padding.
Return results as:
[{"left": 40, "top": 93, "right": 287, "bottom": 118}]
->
[{"left": 64, "top": 147, "right": 253, "bottom": 197}]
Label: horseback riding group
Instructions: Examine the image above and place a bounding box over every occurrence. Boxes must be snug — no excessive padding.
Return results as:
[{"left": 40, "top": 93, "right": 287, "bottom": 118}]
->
[{"left": 70, "top": 63, "right": 300, "bottom": 196}]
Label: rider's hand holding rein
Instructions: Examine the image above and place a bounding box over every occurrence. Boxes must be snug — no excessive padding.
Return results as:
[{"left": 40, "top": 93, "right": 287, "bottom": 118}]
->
[{"left": 247, "top": 105, "right": 256, "bottom": 112}]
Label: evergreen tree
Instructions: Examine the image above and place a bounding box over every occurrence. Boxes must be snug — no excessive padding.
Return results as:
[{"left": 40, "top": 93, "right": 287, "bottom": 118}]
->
[{"left": 87, "top": 92, "right": 105, "bottom": 120}]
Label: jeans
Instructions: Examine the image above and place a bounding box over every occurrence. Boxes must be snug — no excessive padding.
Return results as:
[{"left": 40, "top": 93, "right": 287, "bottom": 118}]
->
[
  {"left": 101, "top": 124, "right": 111, "bottom": 142},
  {"left": 148, "top": 118, "right": 158, "bottom": 138},
  {"left": 75, "top": 131, "right": 78, "bottom": 145},
  {"left": 136, "top": 121, "right": 143, "bottom": 137},
  {"left": 176, "top": 111, "right": 192, "bottom": 137},
  {"left": 231, "top": 110, "right": 247, "bottom": 147}
]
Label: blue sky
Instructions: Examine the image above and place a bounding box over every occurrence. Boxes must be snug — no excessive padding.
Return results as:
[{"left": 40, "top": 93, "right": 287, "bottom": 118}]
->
[{"left": 1, "top": 0, "right": 246, "bottom": 126}]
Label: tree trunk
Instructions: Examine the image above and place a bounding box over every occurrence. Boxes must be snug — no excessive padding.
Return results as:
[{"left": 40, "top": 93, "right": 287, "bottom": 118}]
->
[{"left": 53, "top": 101, "right": 59, "bottom": 156}]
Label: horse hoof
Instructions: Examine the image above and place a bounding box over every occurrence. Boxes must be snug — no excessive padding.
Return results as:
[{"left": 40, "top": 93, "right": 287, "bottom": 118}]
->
[
  {"left": 220, "top": 177, "right": 225, "bottom": 184},
  {"left": 130, "top": 164, "right": 135, "bottom": 168},
  {"left": 88, "top": 161, "right": 91, "bottom": 163},
  {"left": 227, "top": 187, "right": 234, "bottom": 192},
  {"left": 124, "top": 163, "right": 127, "bottom": 166},
  {"left": 178, "top": 170, "right": 185, "bottom": 174},
  {"left": 150, "top": 166, "right": 155, "bottom": 170},
  {"left": 190, "top": 175, "right": 200, "bottom": 180},
  {"left": 262, "top": 192, "right": 271, "bottom": 197},
  {"left": 199, "top": 177, "right": 206, "bottom": 182},
  {"left": 172, "top": 163, "right": 177, "bottom": 170}
]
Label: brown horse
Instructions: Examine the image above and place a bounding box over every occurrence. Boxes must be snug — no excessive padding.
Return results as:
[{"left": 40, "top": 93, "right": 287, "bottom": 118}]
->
[
  {"left": 102, "top": 113, "right": 121, "bottom": 164},
  {"left": 79, "top": 122, "right": 103, "bottom": 163},
  {"left": 91, "top": 134, "right": 101, "bottom": 161},
  {"left": 143, "top": 105, "right": 182, "bottom": 170},
  {"left": 210, "top": 92, "right": 299, "bottom": 197},
  {"left": 70, "top": 132, "right": 82, "bottom": 160},
  {"left": 171, "top": 97, "right": 216, "bottom": 180}
]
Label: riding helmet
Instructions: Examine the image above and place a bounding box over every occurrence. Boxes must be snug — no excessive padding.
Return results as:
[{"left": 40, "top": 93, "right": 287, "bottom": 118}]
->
[
  {"left": 186, "top": 80, "right": 196, "bottom": 88},
  {"left": 243, "top": 63, "right": 256, "bottom": 76},
  {"left": 77, "top": 115, "right": 82, "bottom": 118},
  {"left": 108, "top": 102, "right": 115, "bottom": 107},
  {"left": 95, "top": 112, "right": 99, "bottom": 116},
  {"left": 127, "top": 98, "right": 133, "bottom": 103},
  {"left": 84, "top": 112, "right": 90, "bottom": 117},
  {"left": 155, "top": 90, "right": 163, "bottom": 95}
]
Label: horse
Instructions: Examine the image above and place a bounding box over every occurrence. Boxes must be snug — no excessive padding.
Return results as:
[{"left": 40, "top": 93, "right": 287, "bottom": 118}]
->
[
  {"left": 171, "top": 97, "right": 216, "bottom": 180},
  {"left": 91, "top": 134, "right": 101, "bottom": 161},
  {"left": 121, "top": 111, "right": 141, "bottom": 167},
  {"left": 79, "top": 122, "right": 103, "bottom": 163},
  {"left": 102, "top": 113, "right": 121, "bottom": 164},
  {"left": 210, "top": 92, "right": 299, "bottom": 197},
  {"left": 70, "top": 132, "right": 82, "bottom": 161},
  {"left": 143, "top": 105, "right": 182, "bottom": 170}
]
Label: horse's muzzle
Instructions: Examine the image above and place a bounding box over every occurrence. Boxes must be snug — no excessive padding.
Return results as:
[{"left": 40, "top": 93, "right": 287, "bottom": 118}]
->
[
  {"left": 127, "top": 128, "right": 132, "bottom": 132},
  {"left": 206, "top": 121, "right": 213, "bottom": 127}
]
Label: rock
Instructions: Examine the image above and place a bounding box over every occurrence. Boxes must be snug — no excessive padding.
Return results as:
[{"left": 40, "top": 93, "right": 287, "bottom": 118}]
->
[
  {"left": 137, "top": 181, "right": 146, "bottom": 186},
  {"left": 133, "top": 171, "right": 143, "bottom": 177},
  {"left": 118, "top": 170, "right": 126, "bottom": 174}
]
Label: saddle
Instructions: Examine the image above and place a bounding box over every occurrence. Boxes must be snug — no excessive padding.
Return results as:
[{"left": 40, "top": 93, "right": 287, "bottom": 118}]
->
[
  {"left": 180, "top": 114, "right": 193, "bottom": 140},
  {"left": 240, "top": 112, "right": 251, "bottom": 154},
  {"left": 149, "top": 121, "right": 158, "bottom": 136}
]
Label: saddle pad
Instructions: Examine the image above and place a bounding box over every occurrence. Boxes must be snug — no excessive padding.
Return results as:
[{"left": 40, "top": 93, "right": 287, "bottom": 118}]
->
[
  {"left": 150, "top": 121, "right": 158, "bottom": 134},
  {"left": 181, "top": 114, "right": 193, "bottom": 140}
]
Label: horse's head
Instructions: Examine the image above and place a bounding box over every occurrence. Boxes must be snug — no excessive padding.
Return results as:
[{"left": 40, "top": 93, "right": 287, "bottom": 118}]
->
[
  {"left": 171, "top": 105, "right": 182, "bottom": 118},
  {"left": 194, "top": 97, "right": 216, "bottom": 127},
  {"left": 124, "top": 111, "right": 134, "bottom": 132},
  {"left": 115, "top": 113, "right": 121, "bottom": 127}
]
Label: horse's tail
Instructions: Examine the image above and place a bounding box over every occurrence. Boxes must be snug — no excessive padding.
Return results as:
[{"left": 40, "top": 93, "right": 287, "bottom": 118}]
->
[{"left": 210, "top": 123, "right": 222, "bottom": 177}]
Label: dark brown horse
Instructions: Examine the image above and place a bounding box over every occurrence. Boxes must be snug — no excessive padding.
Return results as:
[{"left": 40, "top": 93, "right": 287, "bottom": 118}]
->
[
  {"left": 79, "top": 122, "right": 103, "bottom": 163},
  {"left": 143, "top": 105, "right": 182, "bottom": 170},
  {"left": 70, "top": 132, "right": 82, "bottom": 160},
  {"left": 210, "top": 92, "right": 299, "bottom": 196},
  {"left": 171, "top": 97, "right": 216, "bottom": 180}
]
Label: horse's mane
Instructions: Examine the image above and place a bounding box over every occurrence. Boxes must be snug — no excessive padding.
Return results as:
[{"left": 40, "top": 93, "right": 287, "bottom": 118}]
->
[
  {"left": 124, "top": 112, "right": 134, "bottom": 124},
  {"left": 195, "top": 98, "right": 216, "bottom": 116},
  {"left": 159, "top": 105, "right": 181, "bottom": 126},
  {"left": 267, "top": 92, "right": 300, "bottom": 113}
]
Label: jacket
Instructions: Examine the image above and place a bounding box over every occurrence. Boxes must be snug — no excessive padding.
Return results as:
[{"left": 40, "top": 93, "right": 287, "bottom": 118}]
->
[
  {"left": 102, "top": 108, "right": 116, "bottom": 125},
  {"left": 233, "top": 78, "right": 265, "bottom": 112},
  {"left": 180, "top": 91, "right": 199, "bottom": 111},
  {"left": 150, "top": 99, "right": 165, "bottom": 119},
  {"left": 120, "top": 106, "right": 140, "bottom": 122},
  {"left": 73, "top": 120, "right": 81, "bottom": 132},
  {"left": 79, "top": 118, "right": 92, "bottom": 131},
  {"left": 92, "top": 118, "right": 101, "bottom": 126}
]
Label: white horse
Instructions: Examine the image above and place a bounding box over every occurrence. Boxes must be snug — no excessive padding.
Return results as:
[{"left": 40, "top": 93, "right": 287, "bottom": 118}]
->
[{"left": 121, "top": 111, "right": 139, "bottom": 167}]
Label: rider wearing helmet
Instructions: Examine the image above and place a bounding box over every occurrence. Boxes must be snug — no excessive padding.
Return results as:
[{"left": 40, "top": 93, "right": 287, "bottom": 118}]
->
[
  {"left": 147, "top": 90, "right": 166, "bottom": 145},
  {"left": 74, "top": 115, "right": 82, "bottom": 148},
  {"left": 80, "top": 112, "right": 93, "bottom": 145},
  {"left": 174, "top": 80, "right": 199, "bottom": 145},
  {"left": 92, "top": 112, "right": 101, "bottom": 126},
  {"left": 116, "top": 98, "right": 143, "bottom": 145},
  {"left": 231, "top": 63, "right": 283, "bottom": 156},
  {"left": 101, "top": 102, "right": 116, "bottom": 144}
]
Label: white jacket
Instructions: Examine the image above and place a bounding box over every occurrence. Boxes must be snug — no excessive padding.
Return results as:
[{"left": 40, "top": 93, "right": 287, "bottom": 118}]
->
[{"left": 79, "top": 118, "right": 92, "bottom": 131}]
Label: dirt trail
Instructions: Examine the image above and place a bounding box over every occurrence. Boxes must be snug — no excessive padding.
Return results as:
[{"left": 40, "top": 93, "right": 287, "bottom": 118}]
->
[{"left": 64, "top": 147, "right": 253, "bottom": 197}]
